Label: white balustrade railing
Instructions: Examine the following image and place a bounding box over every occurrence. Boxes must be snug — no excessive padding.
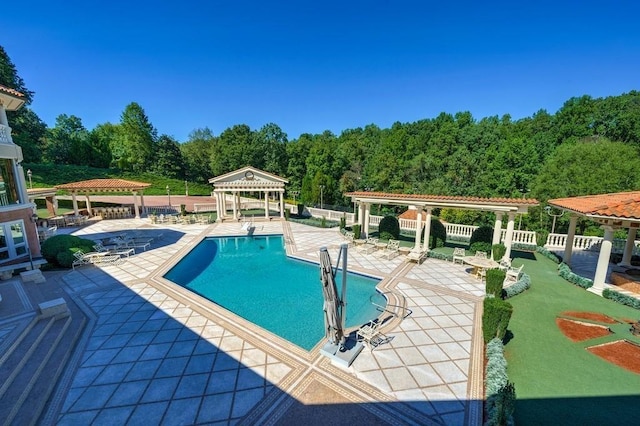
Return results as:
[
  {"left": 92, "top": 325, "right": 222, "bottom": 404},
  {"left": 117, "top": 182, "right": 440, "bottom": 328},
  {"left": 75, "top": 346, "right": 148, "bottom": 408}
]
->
[
  {"left": 307, "top": 207, "right": 355, "bottom": 223},
  {"left": 545, "top": 233, "right": 640, "bottom": 255},
  {"left": 0, "top": 124, "right": 12, "bottom": 144},
  {"left": 501, "top": 229, "right": 537, "bottom": 245},
  {"left": 446, "top": 224, "right": 478, "bottom": 240}
]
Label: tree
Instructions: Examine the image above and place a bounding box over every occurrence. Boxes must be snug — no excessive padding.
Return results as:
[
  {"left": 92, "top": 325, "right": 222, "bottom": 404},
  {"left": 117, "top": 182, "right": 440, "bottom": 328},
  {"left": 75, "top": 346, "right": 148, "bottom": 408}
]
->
[
  {"left": 87, "top": 123, "right": 117, "bottom": 168},
  {"left": 149, "top": 134, "right": 184, "bottom": 178},
  {"left": 181, "top": 128, "right": 215, "bottom": 183},
  {"left": 114, "top": 102, "right": 157, "bottom": 171},
  {"left": 43, "top": 114, "right": 89, "bottom": 165},
  {"left": 210, "top": 124, "right": 255, "bottom": 175},
  {"left": 256, "top": 123, "right": 288, "bottom": 175}
]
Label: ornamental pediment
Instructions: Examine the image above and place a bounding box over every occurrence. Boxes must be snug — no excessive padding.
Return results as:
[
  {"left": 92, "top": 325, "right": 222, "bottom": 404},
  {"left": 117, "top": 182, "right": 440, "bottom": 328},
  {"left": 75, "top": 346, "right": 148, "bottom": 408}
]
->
[{"left": 209, "top": 166, "right": 288, "bottom": 187}]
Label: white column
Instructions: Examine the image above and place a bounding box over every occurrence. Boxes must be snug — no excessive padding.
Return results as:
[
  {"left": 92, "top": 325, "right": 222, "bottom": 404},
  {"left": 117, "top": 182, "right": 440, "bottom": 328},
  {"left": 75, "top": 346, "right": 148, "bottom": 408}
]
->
[
  {"left": 593, "top": 226, "right": 615, "bottom": 294},
  {"left": 413, "top": 206, "right": 423, "bottom": 252},
  {"left": 72, "top": 192, "right": 79, "bottom": 216},
  {"left": 563, "top": 214, "right": 578, "bottom": 266},
  {"left": 85, "top": 194, "right": 92, "bottom": 216},
  {"left": 232, "top": 191, "right": 238, "bottom": 219},
  {"left": 423, "top": 207, "right": 432, "bottom": 252},
  {"left": 279, "top": 191, "right": 285, "bottom": 218},
  {"left": 503, "top": 213, "right": 516, "bottom": 260},
  {"left": 492, "top": 212, "right": 503, "bottom": 245},
  {"left": 140, "top": 192, "right": 146, "bottom": 215},
  {"left": 619, "top": 227, "right": 637, "bottom": 267},
  {"left": 15, "top": 163, "right": 29, "bottom": 204},
  {"left": 132, "top": 191, "right": 140, "bottom": 219},
  {"left": 358, "top": 202, "right": 365, "bottom": 229},
  {"left": 364, "top": 203, "right": 371, "bottom": 238},
  {"left": 215, "top": 191, "right": 222, "bottom": 222},
  {"left": 264, "top": 190, "right": 269, "bottom": 219}
]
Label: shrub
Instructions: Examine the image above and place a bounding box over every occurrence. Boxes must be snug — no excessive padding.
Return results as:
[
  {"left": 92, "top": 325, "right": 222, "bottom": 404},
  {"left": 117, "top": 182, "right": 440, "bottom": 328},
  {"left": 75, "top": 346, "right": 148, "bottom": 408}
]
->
[
  {"left": 558, "top": 262, "right": 593, "bottom": 288},
  {"left": 487, "top": 382, "right": 516, "bottom": 426},
  {"left": 504, "top": 273, "right": 531, "bottom": 298},
  {"left": 603, "top": 288, "right": 640, "bottom": 310},
  {"left": 297, "top": 203, "right": 306, "bottom": 217},
  {"left": 470, "top": 225, "right": 493, "bottom": 246},
  {"left": 321, "top": 216, "right": 326, "bottom": 228},
  {"left": 352, "top": 224, "right": 362, "bottom": 240},
  {"left": 284, "top": 208, "right": 290, "bottom": 220},
  {"left": 491, "top": 243, "right": 506, "bottom": 261},
  {"left": 536, "top": 245, "right": 562, "bottom": 263},
  {"left": 41, "top": 235, "right": 96, "bottom": 268},
  {"left": 379, "top": 231, "right": 394, "bottom": 241},
  {"left": 378, "top": 215, "right": 400, "bottom": 239},
  {"left": 471, "top": 241, "right": 492, "bottom": 254},
  {"left": 483, "top": 297, "right": 513, "bottom": 343},
  {"left": 536, "top": 229, "right": 549, "bottom": 247},
  {"left": 429, "top": 218, "right": 446, "bottom": 249},
  {"left": 486, "top": 269, "right": 506, "bottom": 298},
  {"left": 485, "top": 339, "right": 516, "bottom": 425},
  {"left": 339, "top": 215, "right": 346, "bottom": 229},
  {"left": 427, "top": 251, "right": 453, "bottom": 262}
]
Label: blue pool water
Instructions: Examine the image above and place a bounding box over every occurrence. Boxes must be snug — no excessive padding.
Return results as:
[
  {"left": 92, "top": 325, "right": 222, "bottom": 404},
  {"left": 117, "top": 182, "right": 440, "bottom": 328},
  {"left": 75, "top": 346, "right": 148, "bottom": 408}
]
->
[{"left": 164, "top": 235, "right": 385, "bottom": 350}]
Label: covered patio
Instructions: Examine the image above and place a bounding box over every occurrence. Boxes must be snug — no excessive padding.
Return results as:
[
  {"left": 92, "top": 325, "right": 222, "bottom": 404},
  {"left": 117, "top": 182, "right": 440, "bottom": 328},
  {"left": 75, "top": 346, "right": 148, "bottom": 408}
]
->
[
  {"left": 54, "top": 179, "right": 151, "bottom": 219},
  {"left": 548, "top": 191, "right": 640, "bottom": 294},
  {"left": 347, "top": 191, "right": 539, "bottom": 261}
]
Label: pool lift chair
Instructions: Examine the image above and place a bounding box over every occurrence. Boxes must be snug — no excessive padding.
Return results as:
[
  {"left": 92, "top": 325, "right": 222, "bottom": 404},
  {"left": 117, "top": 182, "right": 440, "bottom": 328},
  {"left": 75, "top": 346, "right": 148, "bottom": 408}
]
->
[{"left": 318, "top": 244, "right": 364, "bottom": 367}]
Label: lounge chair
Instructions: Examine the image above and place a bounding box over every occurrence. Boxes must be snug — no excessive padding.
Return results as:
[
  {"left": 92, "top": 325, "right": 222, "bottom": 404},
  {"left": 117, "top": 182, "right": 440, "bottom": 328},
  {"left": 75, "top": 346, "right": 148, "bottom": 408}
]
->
[
  {"left": 93, "top": 243, "right": 134, "bottom": 258},
  {"left": 407, "top": 249, "right": 428, "bottom": 264},
  {"left": 375, "top": 239, "right": 400, "bottom": 260},
  {"left": 71, "top": 250, "right": 109, "bottom": 270},
  {"left": 357, "top": 320, "right": 382, "bottom": 350},
  {"left": 92, "top": 255, "right": 126, "bottom": 267},
  {"left": 357, "top": 237, "right": 378, "bottom": 254},
  {"left": 342, "top": 231, "right": 355, "bottom": 247},
  {"left": 452, "top": 247, "right": 466, "bottom": 264},
  {"left": 505, "top": 264, "right": 524, "bottom": 282}
]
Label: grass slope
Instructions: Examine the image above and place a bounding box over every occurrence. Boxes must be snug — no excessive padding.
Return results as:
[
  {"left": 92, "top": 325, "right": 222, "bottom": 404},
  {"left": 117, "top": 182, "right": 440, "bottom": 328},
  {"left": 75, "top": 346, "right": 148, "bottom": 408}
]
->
[{"left": 505, "top": 253, "right": 640, "bottom": 425}]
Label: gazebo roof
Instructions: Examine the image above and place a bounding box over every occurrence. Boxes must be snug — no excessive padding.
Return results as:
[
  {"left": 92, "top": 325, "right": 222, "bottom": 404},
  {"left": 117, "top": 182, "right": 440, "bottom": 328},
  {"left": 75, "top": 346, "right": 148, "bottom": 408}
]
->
[
  {"left": 549, "top": 191, "right": 640, "bottom": 222},
  {"left": 347, "top": 191, "right": 538, "bottom": 213},
  {"left": 55, "top": 179, "right": 151, "bottom": 192},
  {"left": 0, "top": 84, "right": 26, "bottom": 111},
  {"left": 209, "top": 166, "right": 288, "bottom": 189}
]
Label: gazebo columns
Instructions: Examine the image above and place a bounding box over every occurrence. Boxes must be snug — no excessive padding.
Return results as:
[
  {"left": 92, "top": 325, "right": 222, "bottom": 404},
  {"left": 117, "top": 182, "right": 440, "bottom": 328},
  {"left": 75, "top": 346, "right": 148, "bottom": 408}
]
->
[
  {"left": 592, "top": 225, "right": 615, "bottom": 294},
  {"left": 264, "top": 191, "right": 269, "bottom": 219},
  {"left": 279, "top": 191, "right": 285, "bottom": 219},
  {"left": 132, "top": 191, "right": 141, "bottom": 219},
  {"left": 423, "top": 207, "right": 432, "bottom": 252},
  {"left": 85, "top": 193, "right": 92, "bottom": 216},
  {"left": 413, "top": 206, "right": 423, "bottom": 253},
  {"left": 563, "top": 214, "right": 578, "bottom": 266},
  {"left": 492, "top": 212, "right": 503, "bottom": 245},
  {"left": 503, "top": 213, "right": 516, "bottom": 261},
  {"left": 72, "top": 191, "right": 79, "bottom": 216},
  {"left": 619, "top": 227, "right": 638, "bottom": 267}
]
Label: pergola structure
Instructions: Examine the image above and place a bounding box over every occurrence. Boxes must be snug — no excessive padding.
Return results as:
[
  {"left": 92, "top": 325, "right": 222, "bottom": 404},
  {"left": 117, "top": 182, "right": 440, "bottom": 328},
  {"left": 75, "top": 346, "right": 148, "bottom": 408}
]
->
[
  {"left": 54, "top": 179, "right": 151, "bottom": 219},
  {"left": 548, "top": 191, "right": 640, "bottom": 293},
  {"left": 209, "top": 166, "right": 288, "bottom": 222},
  {"left": 27, "top": 187, "right": 59, "bottom": 217},
  {"left": 346, "top": 191, "right": 539, "bottom": 260}
]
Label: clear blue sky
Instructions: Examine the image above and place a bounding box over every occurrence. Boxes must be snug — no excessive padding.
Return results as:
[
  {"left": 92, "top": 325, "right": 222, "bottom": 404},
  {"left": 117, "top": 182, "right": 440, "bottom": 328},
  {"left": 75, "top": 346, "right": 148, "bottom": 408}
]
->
[{"left": 2, "top": 1, "right": 639, "bottom": 141}]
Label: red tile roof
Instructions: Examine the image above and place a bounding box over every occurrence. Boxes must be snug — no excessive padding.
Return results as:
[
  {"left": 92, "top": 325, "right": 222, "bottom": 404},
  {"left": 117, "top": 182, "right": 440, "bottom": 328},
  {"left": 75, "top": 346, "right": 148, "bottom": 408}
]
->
[
  {"left": 55, "top": 179, "right": 151, "bottom": 191},
  {"left": 346, "top": 191, "right": 538, "bottom": 206},
  {"left": 549, "top": 191, "right": 640, "bottom": 220},
  {"left": 0, "top": 84, "right": 25, "bottom": 98}
]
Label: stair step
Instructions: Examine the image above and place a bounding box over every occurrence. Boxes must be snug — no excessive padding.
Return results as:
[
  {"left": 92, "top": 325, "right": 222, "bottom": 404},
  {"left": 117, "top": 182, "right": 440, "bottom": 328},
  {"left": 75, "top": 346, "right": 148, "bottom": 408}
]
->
[{"left": 0, "top": 316, "right": 68, "bottom": 426}]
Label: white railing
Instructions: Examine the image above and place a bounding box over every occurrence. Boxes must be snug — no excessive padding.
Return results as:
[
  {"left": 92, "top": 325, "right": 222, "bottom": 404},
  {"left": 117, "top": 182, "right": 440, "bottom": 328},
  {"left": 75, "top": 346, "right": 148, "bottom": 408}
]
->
[
  {"left": 502, "top": 229, "right": 537, "bottom": 245},
  {"left": 307, "top": 207, "right": 355, "bottom": 223},
  {"left": 193, "top": 203, "right": 217, "bottom": 213},
  {"left": 545, "top": 233, "right": 640, "bottom": 255},
  {"left": 446, "top": 223, "right": 478, "bottom": 240},
  {"left": 0, "top": 124, "right": 12, "bottom": 144}
]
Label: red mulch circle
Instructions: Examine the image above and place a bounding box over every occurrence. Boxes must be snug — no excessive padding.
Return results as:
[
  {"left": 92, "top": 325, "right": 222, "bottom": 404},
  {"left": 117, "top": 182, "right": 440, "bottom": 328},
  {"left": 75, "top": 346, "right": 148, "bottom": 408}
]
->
[
  {"left": 556, "top": 318, "right": 612, "bottom": 342},
  {"left": 588, "top": 340, "right": 640, "bottom": 375},
  {"left": 561, "top": 311, "right": 619, "bottom": 324}
]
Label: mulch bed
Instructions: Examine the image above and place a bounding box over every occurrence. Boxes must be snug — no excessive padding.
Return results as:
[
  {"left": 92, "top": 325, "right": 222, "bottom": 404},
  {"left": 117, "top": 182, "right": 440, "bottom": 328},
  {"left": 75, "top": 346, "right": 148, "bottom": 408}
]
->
[
  {"left": 610, "top": 271, "right": 640, "bottom": 294},
  {"left": 587, "top": 340, "right": 640, "bottom": 375},
  {"left": 556, "top": 318, "right": 612, "bottom": 342},
  {"left": 561, "top": 311, "right": 618, "bottom": 324}
]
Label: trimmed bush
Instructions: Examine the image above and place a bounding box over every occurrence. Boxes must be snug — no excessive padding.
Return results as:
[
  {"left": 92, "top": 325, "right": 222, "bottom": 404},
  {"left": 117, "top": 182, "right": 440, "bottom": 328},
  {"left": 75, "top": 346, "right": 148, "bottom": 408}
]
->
[
  {"left": 352, "top": 224, "right": 361, "bottom": 240},
  {"left": 536, "top": 245, "right": 562, "bottom": 263},
  {"left": 483, "top": 297, "right": 513, "bottom": 343},
  {"left": 486, "top": 269, "right": 506, "bottom": 298},
  {"left": 427, "top": 251, "right": 453, "bottom": 262},
  {"left": 536, "top": 229, "right": 549, "bottom": 247},
  {"left": 379, "top": 215, "right": 400, "bottom": 239},
  {"left": 504, "top": 273, "right": 532, "bottom": 299},
  {"left": 429, "top": 218, "right": 447, "bottom": 249},
  {"left": 339, "top": 215, "right": 346, "bottom": 229},
  {"left": 491, "top": 243, "right": 506, "bottom": 261},
  {"left": 297, "top": 203, "right": 306, "bottom": 217},
  {"left": 320, "top": 216, "right": 327, "bottom": 228},
  {"left": 285, "top": 208, "right": 291, "bottom": 220},
  {"left": 379, "top": 231, "right": 394, "bottom": 241},
  {"left": 558, "top": 262, "right": 593, "bottom": 288},
  {"left": 41, "top": 234, "right": 96, "bottom": 268},
  {"left": 485, "top": 338, "right": 508, "bottom": 395},
  {"left": 470, "top": 225, "right": 493, "bottom": 246},
  {"left": 471, "top": 241, "right": 492, "bottom": 254},
  {"left": 487, "top": 382, "right": 516, "bottom": 426},
  {"left": 603, "top": 288, "right": 640, "bottom": 310}
]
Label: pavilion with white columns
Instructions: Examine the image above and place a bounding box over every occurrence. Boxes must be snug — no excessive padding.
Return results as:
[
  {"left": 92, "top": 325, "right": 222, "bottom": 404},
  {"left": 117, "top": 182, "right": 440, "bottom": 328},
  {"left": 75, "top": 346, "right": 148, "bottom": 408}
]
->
[
  {"left": 346, "top": 191, "right": 538, "bottom": 260},
  {"left": 209, "top": 166, "right": 288, "bottom": 222},
  {"left": 54, "top": 179, "right": 151, "bottom": 219},
  {"left": 548, "top": 191, "right": 640, "bottom": 295}
]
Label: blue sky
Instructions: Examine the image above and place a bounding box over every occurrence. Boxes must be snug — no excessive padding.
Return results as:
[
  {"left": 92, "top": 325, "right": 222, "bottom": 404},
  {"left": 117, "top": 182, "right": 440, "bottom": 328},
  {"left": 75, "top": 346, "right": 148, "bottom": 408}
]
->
[{"left": 2, "top": 1, "right": 639, "bottom": 141}]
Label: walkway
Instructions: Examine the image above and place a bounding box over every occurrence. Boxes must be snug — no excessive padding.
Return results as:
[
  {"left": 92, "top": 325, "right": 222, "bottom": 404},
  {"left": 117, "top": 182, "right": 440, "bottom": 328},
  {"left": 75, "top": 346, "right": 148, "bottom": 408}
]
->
[{"left": 0, "top": 218, "right": 487, "bottom": 425}]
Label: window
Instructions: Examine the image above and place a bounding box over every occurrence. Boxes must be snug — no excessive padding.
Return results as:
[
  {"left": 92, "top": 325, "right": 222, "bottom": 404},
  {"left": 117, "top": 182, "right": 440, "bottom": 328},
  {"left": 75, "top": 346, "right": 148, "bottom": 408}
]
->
[
  {"left": 0, "top": 220, "right": 28, "bottom": 261},
  {"left": 0, "top": 159, "right": 18, "bottom": 206}
]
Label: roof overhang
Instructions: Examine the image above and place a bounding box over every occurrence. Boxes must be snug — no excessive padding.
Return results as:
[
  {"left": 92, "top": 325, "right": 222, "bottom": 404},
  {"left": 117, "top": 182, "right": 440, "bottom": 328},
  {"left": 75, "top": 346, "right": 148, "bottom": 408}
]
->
[
  {"left": 347, "top": 191, "right": 538, "bottom": 213},
  {"left": 548, "top": 191, "right": 640, "bottom": 228},
  {"left": 0, "top": 85, "right": 26, "bottom": 111},
  {"left": 55, "top": 179, "right": 151, "bottom": 192}
]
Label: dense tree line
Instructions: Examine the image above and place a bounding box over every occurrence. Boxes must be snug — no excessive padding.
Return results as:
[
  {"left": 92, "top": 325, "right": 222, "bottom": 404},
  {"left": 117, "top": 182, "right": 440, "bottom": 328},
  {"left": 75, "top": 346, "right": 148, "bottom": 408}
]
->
[{"left": 2, "top": 45, "right": 640, "bottom": 233}]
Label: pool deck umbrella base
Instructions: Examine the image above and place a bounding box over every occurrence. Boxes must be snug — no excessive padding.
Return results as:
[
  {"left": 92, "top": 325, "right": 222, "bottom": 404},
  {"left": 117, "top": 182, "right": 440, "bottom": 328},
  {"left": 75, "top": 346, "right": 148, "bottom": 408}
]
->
[{"left": 320, "top": 335, "right": 364, "bottom": 368}]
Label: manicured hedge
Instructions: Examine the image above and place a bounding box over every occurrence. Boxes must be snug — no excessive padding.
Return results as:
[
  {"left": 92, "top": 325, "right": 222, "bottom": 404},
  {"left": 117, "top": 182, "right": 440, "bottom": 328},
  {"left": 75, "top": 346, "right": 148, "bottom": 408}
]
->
[
  {"left": 427, "top": 251, "right": 453, "bottom": 262},
  {"left": 486, "top": 269, "right": 506, "bottom": 298},
  {"left": 429, "top": 218, "right": 447, "bottom": 249},
  {"left": 41, "top": 234, "right": 96, "bottom": 268},
  {"left": 603, "top": 288, "right": 640, "bottom": 310},
  {"left": 558, "top": 262, "right": 593, "bottom": 289},
  {"left": 379, "top": 215, "right": 400, "bottom": 239},
  {"left": 483, "top": 297, "right": 513, "bottom": 343},
  {"left": 485, "top": 338, "right": 516, "bottom": 426},
  {"left": 536, "top": 245, "right": 562, "bottom": 263},
  {"left": 504, "top": 273, "right": 531, "bottom": 299},
  {"left": 470, "top": 225, "right": 493, "bottom": 246},
  {"left": 352, "top": 224, "right": 361, "bottom": 240},
  {"left": 491, "top": 243, "right": 506, "bottom": 261}
]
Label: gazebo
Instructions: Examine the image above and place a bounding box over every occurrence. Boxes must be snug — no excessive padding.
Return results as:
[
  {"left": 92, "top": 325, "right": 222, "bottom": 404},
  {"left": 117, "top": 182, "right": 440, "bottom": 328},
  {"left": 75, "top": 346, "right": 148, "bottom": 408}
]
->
[
  {"left": 346, "top": 191, "right": 539, "bottom": 260},
  {"left": 209, "top": 166, "right": 288, "bottom": 222},
  {"left": 548, "top": 191, "right": 640, "bottom": 294},
  {"left": 54, "top": 179, "right": 151, "bottom": 219}
]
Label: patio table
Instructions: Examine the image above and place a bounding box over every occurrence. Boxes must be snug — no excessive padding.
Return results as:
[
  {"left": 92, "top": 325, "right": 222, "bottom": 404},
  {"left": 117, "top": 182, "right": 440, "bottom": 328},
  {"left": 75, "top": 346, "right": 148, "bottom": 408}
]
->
[{"left": 462, "top": 256, "right": 499, "bottom": 279}]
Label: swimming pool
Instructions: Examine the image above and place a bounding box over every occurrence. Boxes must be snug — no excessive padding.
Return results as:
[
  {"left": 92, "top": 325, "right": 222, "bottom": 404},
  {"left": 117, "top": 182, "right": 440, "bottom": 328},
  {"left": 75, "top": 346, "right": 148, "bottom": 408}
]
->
[{"left": 164, "top": 235, "right": 385, "bottom": 350}]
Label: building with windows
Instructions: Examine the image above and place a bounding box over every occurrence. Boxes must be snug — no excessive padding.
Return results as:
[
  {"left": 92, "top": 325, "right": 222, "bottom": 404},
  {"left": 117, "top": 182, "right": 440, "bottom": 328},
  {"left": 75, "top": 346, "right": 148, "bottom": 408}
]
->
[{"left": 0, "top": 84, "right": 40, "bottom": 271}]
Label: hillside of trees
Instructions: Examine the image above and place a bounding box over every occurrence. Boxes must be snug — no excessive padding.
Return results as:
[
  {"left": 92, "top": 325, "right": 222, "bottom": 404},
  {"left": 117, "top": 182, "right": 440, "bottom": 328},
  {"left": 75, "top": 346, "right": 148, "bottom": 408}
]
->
[{"left": 2, "top": 45, "right": 640, "bottom": 233}]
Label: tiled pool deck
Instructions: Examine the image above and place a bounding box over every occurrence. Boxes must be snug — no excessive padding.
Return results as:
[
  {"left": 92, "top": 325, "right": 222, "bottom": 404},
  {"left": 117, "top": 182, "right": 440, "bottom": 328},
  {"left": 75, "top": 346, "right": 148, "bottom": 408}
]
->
[{"left": 3, "top": 219, "right": 489, "bottom": 425}]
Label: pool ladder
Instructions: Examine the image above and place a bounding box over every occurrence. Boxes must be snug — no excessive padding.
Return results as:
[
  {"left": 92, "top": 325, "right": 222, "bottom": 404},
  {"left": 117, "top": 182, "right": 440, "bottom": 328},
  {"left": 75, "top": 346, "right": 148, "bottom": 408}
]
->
[{"left": 369, "top": 290, "right": 412, "bottom": 331}]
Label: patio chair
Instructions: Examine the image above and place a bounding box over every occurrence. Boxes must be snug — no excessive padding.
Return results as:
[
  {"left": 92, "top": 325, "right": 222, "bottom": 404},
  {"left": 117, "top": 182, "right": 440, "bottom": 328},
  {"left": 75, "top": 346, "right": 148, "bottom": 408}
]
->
[
  {"left": 357, "top": 237, "right": 378, "bottom": 254},
  {"left": 505, "top": 264, "right": 524, "bottom": 282},
  {"left": 475, "top": 251, "right": 488, "bottom": 259},
  {"left": 498, "top": 258, "right": 512, "bottom": 271},
  {"left": 375, "top": 239, "right": 400, "bottom": 260},
  {"left": 452, "top": 247, "right": 466, "bottom": 264},
  {"left": 71, "top": 250, "right": 109, "bottom": 269},
  {"left": 406, "top": 249, "right": 428, "bottom": 264},
  {"left": 357, "top": 320, "right": 382, "bottom": 350},
  {"left": 342, "top": 231, "right": 355, "bottom": 247},
  {"left": 93, "top": 243, "right": 134, "bottom": 258},
  {"left": 93, "top": 255, "right": 127, "bottom": 267}
]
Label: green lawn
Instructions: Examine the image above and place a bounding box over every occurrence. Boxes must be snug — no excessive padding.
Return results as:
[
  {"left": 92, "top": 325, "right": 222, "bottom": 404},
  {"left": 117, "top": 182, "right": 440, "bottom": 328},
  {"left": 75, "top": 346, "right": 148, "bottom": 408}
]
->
[{"left": 505, "top": 253, "right": 640, "bottom": 425}]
